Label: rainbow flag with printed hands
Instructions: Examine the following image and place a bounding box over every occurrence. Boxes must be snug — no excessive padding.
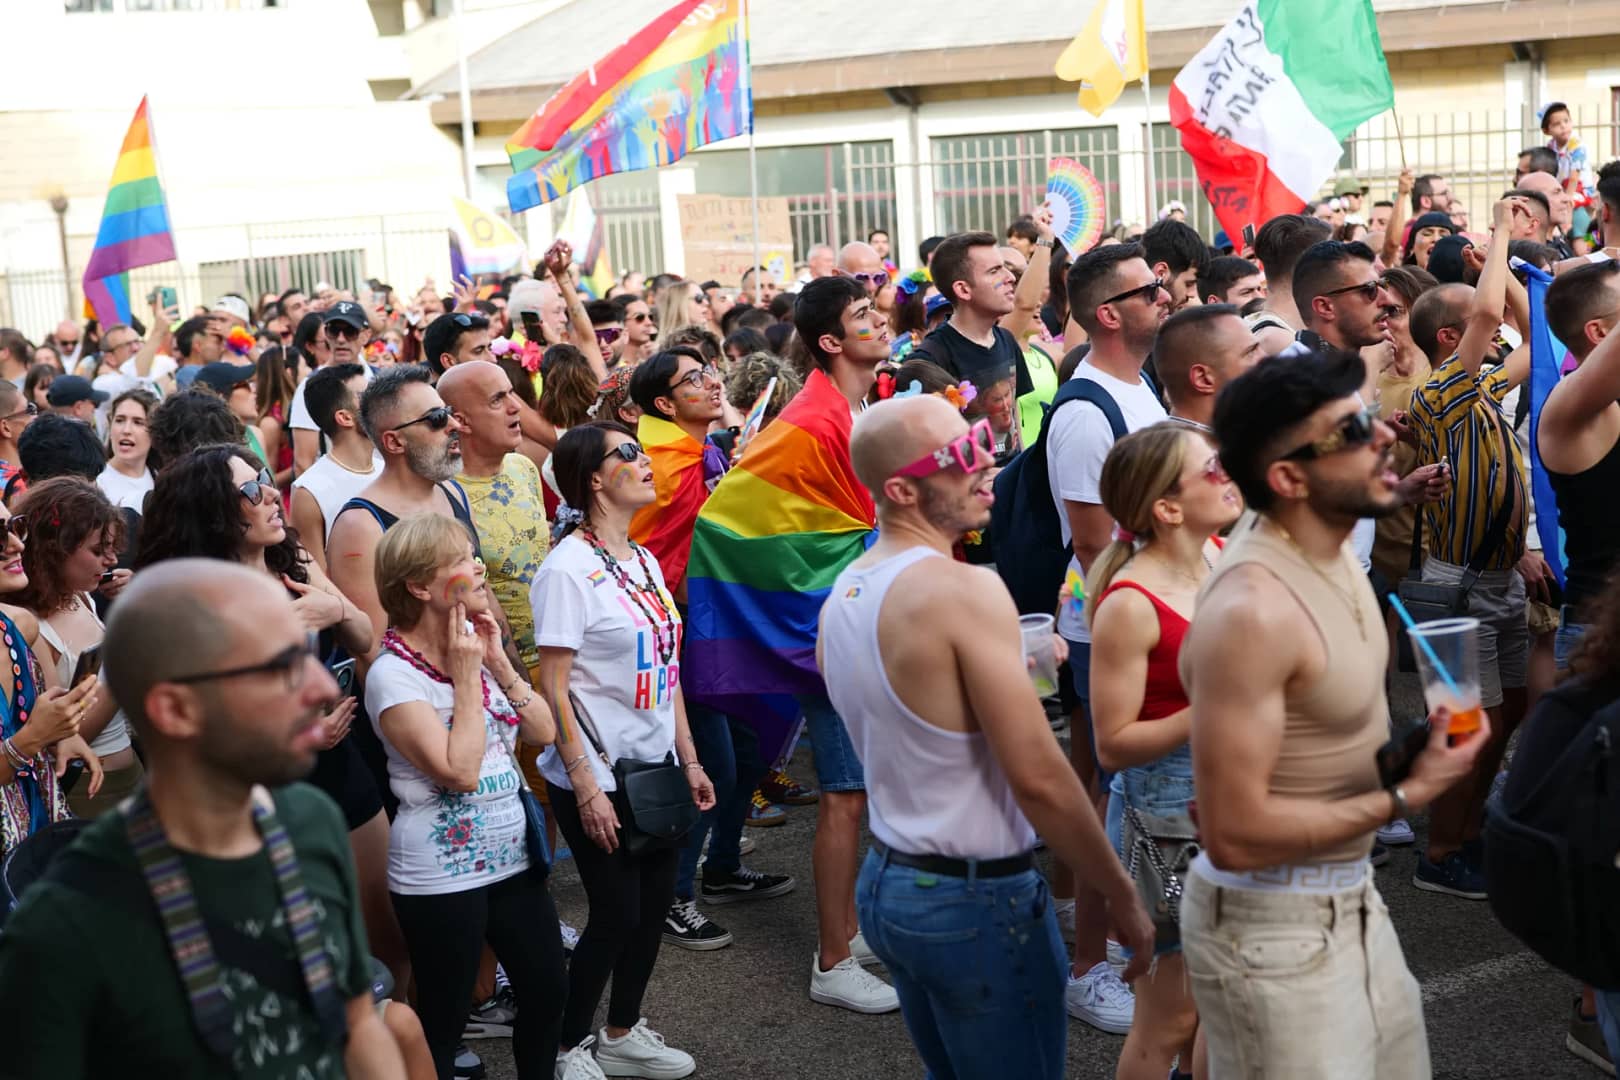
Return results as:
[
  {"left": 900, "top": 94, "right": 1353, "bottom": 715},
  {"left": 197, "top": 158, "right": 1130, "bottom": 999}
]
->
[
  {"left": 684, "top": 369, "right": 875, "bottom": 763},
  {"left": 504, "top": 0, "right": 751, "bottom": 213},
  {"left": 82, "top": 96, "right": 177, "bottom": 326},
  {"left": 630, "top": 414, "right": 709, "bottom": 594}
]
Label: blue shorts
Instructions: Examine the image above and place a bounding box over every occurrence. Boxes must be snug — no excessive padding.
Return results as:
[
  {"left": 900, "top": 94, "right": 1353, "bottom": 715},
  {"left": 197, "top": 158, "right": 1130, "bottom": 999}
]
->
[{"left": 798, "top": 694, "right": 865, "bottom": 793}]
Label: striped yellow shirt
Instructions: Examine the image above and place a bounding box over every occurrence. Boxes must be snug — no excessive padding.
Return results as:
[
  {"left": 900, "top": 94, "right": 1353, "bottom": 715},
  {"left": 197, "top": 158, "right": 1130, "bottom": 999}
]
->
[{"left": 1409, "top": 352, "right": 1526, "bottom": 572}]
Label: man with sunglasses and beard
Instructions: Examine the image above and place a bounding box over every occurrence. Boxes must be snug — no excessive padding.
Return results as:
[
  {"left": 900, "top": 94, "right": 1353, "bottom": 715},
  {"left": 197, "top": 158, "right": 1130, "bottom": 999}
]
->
[
  {"left": 821, "top": 393, "right": 1153, "bottom": 1079},
  {"left": 0, "top": 561, "right": 410, "bottom": 1077},
  {"left": 614, "top": 296, "right": 658, "bottom": 366},
  {"left": 289, "top": 303, "right": 372, "bottom": 478},
  {"left": 1180, "top": 350, "right": 1490, "bottom": 1079}
]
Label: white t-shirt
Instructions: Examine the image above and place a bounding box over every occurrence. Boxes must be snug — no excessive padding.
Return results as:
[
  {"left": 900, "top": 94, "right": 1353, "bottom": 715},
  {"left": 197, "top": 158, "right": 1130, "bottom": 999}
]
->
[
  {"left": 1045, "top": 360, "right": 1167, "bottom": 641},
  {"left": 364, "top": 651, "right": 530, "bottom": 895},
  {"left": 529, "top": 534, "right": 681, "bottom": 793},
  {"left": 291, "top": 451, "right": 382, "bottom": 540},
  {"left": 96, "top": 467, "right": 153, "bottom": 512},
  {"left": 289, "top": 365, "right": 375, "bottom": 432}
]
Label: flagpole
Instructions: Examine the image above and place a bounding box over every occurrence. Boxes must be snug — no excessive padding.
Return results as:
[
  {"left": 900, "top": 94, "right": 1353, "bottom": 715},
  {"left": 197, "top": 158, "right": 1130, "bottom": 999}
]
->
[
  {"left": 454, "top": 0, "right": 476, "bottom": 200},
  {"left": 743, "top": 0, "right": 761, "bottom": 304},
  {"left": 1141, "top": 70, "right": 1157, "bottom": 222}
]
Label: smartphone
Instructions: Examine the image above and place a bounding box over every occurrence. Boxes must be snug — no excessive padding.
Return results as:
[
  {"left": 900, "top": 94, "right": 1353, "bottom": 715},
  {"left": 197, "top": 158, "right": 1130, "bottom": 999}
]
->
[
  {"left": 1241, "top": 223, "right": 1256, "bottom": 250},
  {"left": 1376, "top": 717, "right": 1431, "bottom": 788},
  {"left": 155, "top": 286, "right": 177, "bottom": 311},
  {"left": 60, "top": 758, "right": 86, "bottom": 795},
  {"left": 329, "top": 658, "right": 358, "bottom": 700},
  {"left": 521, "top": 310, "right": 543, "bottom": 342},
  {"left": 71, "top": 643, "right": 102, "bottom": 688}
]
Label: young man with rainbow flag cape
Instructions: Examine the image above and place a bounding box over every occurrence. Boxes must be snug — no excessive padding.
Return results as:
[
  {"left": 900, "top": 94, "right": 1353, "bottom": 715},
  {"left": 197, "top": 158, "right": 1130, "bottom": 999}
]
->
[
  {"left": 626, "top": 346, "right": 796, "bottom": 954},
  {"left": 683, "top": 276, "right": 901, "bottom": 1013}
]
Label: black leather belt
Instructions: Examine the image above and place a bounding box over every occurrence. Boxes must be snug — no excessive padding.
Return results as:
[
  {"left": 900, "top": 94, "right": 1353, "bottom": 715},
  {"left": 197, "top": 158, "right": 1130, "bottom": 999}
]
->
[{"left": 873, "top": 839, "right": 1035, "bottom": 879}]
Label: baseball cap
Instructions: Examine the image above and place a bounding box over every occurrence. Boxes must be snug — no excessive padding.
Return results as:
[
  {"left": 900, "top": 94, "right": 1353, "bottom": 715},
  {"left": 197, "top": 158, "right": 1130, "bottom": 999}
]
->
[
  {"left": 212, "top": 295, "right": 252, "bottom": 325},
  {"left": 925, "top": 294, "right": 952, "bottom": 319},
  {"left": 45, "top": 375, "right": 109, "bottom": 408},
  {"left": 1333, "top": 174, "right": 1369, "bottom": 197},
  {"left": 192, "top": 361, "right": 258, "bottom": 396},
  {"left": 322, "top": 300, "right": 368, "bottom": 329}
]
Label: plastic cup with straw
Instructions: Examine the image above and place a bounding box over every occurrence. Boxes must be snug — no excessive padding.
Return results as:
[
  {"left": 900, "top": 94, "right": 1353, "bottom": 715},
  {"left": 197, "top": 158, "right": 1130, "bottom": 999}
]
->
[{"left": 1388, "top": 595, "right": 1485, "bottom": 742}]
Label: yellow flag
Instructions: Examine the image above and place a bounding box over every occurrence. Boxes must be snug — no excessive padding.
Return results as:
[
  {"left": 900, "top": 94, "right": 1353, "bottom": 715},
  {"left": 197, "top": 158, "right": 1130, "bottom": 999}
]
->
[{"left": 1055, "top": 0, "right": 1148, "bottom": 117}]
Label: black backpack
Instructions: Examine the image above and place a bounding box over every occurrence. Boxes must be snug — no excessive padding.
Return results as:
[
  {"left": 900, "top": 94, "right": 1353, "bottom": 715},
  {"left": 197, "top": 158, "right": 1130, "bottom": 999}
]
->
[
  {"left": 990, "top": 378, "right": 1126, "bottom": 616},
  {"left": 1484, "top": 677, "right": 1620, "bottom": 989}
]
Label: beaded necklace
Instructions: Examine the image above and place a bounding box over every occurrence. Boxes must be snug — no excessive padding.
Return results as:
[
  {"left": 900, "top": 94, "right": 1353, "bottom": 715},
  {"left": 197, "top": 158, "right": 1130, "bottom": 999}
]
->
[
  {"left": 381, "top": 628, "right": 518, "bottom": 727},
  {"left": 580, "top": 526, "right": 677, "bottom": 665}
]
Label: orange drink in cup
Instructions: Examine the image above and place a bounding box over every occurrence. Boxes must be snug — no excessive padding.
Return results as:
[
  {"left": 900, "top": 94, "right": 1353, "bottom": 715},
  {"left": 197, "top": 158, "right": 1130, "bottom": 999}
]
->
[{"left": 1406, "top": 617, "right": 1484, "bottom": 743}]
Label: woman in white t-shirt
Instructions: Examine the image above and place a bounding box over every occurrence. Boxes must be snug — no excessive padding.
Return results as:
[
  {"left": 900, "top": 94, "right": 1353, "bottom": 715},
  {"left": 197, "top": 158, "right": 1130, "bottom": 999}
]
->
[
  {"left": 531, "top": 421, "right": 714, "bottom": 1080},
  {"left": 96, "top": 389, "right": 156, "bottom": 513},
  {"left": 367, "top": 513, "right": 569, "bottom": 1080}
]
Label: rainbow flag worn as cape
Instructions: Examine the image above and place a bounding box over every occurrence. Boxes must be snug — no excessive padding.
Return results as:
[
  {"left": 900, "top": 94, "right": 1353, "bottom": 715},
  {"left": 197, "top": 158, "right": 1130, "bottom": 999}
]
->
[
  {"left": 630, "top": 414, "right": 709, "bottom": 594},
  {"left": 684, "top": 369, "right": 875, "bottom": 763},
  {"left": 504, "top": 0, "right": 751, "bottom": 213},
  {"left": 82, "top": 96, "right": 176, "bottom": 326}
]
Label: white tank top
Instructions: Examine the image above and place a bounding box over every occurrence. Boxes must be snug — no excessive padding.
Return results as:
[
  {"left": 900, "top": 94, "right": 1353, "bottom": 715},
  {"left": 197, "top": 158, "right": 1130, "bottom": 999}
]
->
[
  {"left": 822, "top": 547, "right": 1037, "bottom": 860},
  {"left": 291, "top": 451, "right": 381, "bottom": 540},
  {"left": 38, "top": 599, "right": 131, "bottom": 758}
]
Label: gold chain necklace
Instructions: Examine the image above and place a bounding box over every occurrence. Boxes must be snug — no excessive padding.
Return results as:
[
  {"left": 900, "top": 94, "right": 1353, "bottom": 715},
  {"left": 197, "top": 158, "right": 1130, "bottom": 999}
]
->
[{"left": 1265, "top": 519, "right": 1368, "bottom": 641}]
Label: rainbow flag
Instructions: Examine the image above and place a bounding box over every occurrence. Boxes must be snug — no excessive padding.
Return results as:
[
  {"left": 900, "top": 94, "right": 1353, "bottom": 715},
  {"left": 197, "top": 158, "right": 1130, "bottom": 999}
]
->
[
  {"left": 684, "top": 369, "right": 876, "bottom": 763},
  {"left": 629, "top": 414, "right": 710, "bottom": 594},
  {"left": 82, "top": 96, "right": 176, "bottom": 327},
  {"left": 504, "top": 0, "right": 751, "bottom": 213}
]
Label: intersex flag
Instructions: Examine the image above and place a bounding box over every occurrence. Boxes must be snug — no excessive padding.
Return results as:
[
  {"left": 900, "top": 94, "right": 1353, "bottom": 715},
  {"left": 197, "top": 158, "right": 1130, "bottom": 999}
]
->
[
  {"left": 505, "top": 0, "right": 751, "bottom": 213},
  {"left": 82, "top": 96, "right": 177, "bottom": 326},
  {"left": 448, "top": 195, "right": 526, "bottom": 280}
]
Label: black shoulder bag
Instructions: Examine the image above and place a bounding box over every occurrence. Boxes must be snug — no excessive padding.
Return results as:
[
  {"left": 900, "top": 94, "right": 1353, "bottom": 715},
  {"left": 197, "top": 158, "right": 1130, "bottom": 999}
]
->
[{"left": 569, "top": 692, "right": 698, "bottom": 857}]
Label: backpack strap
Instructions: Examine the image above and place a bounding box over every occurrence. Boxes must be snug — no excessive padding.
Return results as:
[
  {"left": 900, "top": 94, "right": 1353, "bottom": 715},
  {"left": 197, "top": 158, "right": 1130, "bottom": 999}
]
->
[{"left": 1054, "top": 378, "right": 1128, "bottom": 442}]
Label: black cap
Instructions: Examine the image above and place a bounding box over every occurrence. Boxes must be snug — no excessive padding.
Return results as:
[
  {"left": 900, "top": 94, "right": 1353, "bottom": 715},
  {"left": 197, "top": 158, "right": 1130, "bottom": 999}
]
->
[
  {"left": 193, "top": 362, "right": 257, "bottom": 396},
  {"left": 45, "top": 375, "right": 109, "bottom": 408},
  {"left": 1426, "top": 235, "right": 1473, "bottom": 284},
  {"left": 322, "top": 301, "right": 367, "bottom": 329}
]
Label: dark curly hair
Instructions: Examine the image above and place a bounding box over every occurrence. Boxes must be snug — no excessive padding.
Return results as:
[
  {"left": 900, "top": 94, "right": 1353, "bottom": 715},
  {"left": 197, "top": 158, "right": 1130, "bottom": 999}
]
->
[
  {"left": 133, "top": 443, "right": 307, "bottom": 582},
  {"left": 12, "top": 477, "right": 126, "bottom": 617},
  {"left": 1571, "top": 566, "right": 1620, "bottom": 684},
  {"left": 148, "top": 389, "right": 245, "bottom": 472}
]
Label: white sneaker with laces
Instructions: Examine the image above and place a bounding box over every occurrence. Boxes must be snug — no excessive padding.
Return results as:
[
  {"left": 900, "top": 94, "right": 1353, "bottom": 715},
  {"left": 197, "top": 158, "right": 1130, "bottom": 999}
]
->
[
  {"left": 1066, "top": 960, "right": 1136, "bottom": 1034},
  {"left": 849, "top": 930, "right": 881, "bottom": 968},
  {"left": 559, "top": 920, "right": 581, "bottom": 953},
  {"left": 593, "top": 1019, "right": 695, "bottom": 1079},
  {"left": 555, "top": 1036, "right": 608, "bottom": 1080},
  {"left": 1376, "top": 818, "right": 1416, "bottom": 845},
  {"left": 809, "top": 953, "right": 900, "bottom": 1013}
]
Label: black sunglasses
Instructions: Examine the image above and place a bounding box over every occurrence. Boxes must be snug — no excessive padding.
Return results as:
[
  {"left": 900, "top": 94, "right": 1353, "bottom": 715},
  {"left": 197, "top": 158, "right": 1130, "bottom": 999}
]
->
[
  {"left": 1281, "top": 406, "right": 1379, "bottom": 461},
  {"left": 0, "top": 516, "right": 28, "bottom": 543},
  {"left": 391, "top": 406, "right": 453, "bottom": 433},
  {"left": 601, "top": 441, "right": 646, "bottom": 464},
  {"left": 1100, "top": 279, "right": 1168, "bottom": 307},
  {"left": 325, "top": 323, "right": 363, "bottom": 340},
  {"left": 238, "top": 466, "right": 276, "bottom": 506},
  {"left": 170, "top": 630, "right": 320, "bottom": 692},
  {"left": 3, "top": 402, "right": 37, "bottom": 421},
  {"left": 1322, "top": 280, "right": 1383, "bottom": 304}
]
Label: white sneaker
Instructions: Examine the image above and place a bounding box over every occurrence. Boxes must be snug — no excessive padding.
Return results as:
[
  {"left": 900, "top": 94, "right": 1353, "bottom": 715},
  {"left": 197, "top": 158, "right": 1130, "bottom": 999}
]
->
[
  {"left": 593, "top": 1019, "right": 694, "bottom": 1079},
  {"left": 556, "top": 1036, "right": 608, "bottom": 1080},
  {"left": 739, "top": 834, "right": 755, "bottom": 856},
  {"left": 1066, "top": 960, "right": 1135, "bottom": 1034},
  {"left": 849, "top": 930, "right": 881, "bottom": 968},
  {"left": 809, "top": 953, "right": 900, "bottom": 1013},
  {"left": 1376, "top": 818, "right": 1416, "bottom": 846},
  {"left": 1054, "top": 898, "right": 1077, "bottom": 943},
  {"left": 559, "top": 920, "right": 581, "bottom": 953},
  {"left": 1106, "top": 938, "right": 1126, "bottom": 971}
]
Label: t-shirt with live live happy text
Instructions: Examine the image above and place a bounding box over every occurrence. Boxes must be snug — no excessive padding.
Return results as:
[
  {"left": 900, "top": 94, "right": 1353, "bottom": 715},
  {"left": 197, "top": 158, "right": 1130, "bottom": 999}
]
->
[{"left": 529, "top": 533, "right": 681, "bottom": 795}]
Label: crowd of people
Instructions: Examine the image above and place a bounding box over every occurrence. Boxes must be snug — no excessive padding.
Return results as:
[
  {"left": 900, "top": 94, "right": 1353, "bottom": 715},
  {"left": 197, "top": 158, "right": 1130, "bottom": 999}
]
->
[{"left": 0, "top": 108, "right": 1616, "bottom": 1080}]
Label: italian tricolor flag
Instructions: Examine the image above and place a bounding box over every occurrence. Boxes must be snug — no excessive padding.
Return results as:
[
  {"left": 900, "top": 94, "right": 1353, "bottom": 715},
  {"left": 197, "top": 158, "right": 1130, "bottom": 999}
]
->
[{"left": 1169, "top": 0, "right": 1394, "bottom": 241}]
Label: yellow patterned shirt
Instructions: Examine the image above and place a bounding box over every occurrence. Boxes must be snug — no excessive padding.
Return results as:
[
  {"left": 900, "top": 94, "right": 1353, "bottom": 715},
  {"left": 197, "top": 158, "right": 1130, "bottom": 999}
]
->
[{"left": 458, "top": 454, "right": 550, "bottom": 667}]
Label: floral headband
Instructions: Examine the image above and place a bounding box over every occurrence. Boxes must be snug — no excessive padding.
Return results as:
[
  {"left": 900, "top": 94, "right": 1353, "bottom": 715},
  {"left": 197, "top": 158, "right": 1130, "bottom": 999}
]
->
[
  {"left": 875, "top": 372, "right": 977, "bottom": 412},
  {"left": 894, "top": 269, "right": 931, "bottom": 302}
]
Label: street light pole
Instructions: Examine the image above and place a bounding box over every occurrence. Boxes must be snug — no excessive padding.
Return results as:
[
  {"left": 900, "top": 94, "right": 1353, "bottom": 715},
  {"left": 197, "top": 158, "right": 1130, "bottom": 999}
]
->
[{"left": 50, "top": 193, "right": 72, "bottom": 321}]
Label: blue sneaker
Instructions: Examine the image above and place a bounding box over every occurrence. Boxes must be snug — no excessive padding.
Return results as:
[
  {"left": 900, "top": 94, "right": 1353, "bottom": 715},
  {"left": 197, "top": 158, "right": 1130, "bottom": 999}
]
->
[
  {"left": 745, "top": 789, "right": 787, "bottom": 827},
  {"left": 1413, "top": 850, "right": 1487, "bottom": 900}
]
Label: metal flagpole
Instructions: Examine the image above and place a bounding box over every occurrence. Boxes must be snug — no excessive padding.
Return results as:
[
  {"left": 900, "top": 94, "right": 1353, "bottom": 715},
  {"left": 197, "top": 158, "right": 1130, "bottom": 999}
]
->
[
  {"left": 454, "top": 0, "right": 476, "bottom": 200},
  {"left": 743, "top": 0, "right": 762, "bottom": 301},
  {"left": 1141, "top": 69, "right": 1158, "bottom": 222}
]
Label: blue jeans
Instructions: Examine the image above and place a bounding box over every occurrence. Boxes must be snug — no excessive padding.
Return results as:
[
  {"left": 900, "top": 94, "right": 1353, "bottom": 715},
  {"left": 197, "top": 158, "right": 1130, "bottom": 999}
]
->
[
  {"left": 798, "top": 693, "right": 865, "bottom": 793},
  {"left": 1555, "top": 608, "right": 1587, "bottom": 672},
  {"left": 1598, "top": 990, "right": 1620, "bottom": 1065},
  {"left": 675, "top": 706, "right": 764, "bottom": 899},
  {"left": 856, "top": 848, "right": 1067, "bottom": 1080}
]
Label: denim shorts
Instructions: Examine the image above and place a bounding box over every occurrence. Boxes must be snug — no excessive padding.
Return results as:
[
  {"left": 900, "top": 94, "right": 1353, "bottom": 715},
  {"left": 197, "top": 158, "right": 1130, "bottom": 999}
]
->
[
  {"left": 1107, "top": 749, "right": 1195, "bottom": 958},
  {"left": 798, "top": 693, "right": 865, "bottom": 793},
  {"left": 1555, "top": 609, "right": 1587, "bottom": 673}
]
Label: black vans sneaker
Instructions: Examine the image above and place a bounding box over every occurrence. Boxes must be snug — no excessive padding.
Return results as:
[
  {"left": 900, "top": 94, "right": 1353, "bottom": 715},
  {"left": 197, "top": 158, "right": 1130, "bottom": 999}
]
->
[
  {"left": 663, "top": 898, "right": 734, "bottom": 950},
  {"left": 700, "top": 865, "right": 797, "bottom": 905}
]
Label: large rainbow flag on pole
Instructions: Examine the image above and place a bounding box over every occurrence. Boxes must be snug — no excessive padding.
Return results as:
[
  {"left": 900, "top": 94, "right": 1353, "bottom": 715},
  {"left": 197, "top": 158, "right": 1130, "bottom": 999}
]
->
[
  {"left": 504, "top": 0, "right": 751, "bottom": 214},
  {"left": 82, "top": 96, "right": 177, "bottom": 326},
  {"left": 683, "top": 369, "right": 875, "bottom": 763}
]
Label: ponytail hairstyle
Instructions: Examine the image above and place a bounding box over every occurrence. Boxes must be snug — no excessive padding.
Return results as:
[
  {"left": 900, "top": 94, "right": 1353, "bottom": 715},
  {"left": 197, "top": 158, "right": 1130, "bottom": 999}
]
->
[
  {"left": 549, "top": 420, "right": 637, "bottom": 542},
  {"left": 1083, "top": 422, "right": 1196, "bottom": 625}
]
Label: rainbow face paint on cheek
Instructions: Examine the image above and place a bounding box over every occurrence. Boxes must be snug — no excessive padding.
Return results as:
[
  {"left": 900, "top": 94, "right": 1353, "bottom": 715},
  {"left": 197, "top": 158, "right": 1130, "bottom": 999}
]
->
[
  {"left": 611, "top": 463, "right": 638, "bottom": 486},
  {"left": 854, "top": 325, "right": 874, "bottom": 341},
  {"left": 444, "top": 573, "right": 475, "bottom": 600}
]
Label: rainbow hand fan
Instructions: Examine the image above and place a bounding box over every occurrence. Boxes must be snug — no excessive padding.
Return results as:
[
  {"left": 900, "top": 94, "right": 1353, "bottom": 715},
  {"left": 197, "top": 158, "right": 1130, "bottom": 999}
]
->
[{"left": 1044, "top": 158, "right": 1106, "bottom": 256}]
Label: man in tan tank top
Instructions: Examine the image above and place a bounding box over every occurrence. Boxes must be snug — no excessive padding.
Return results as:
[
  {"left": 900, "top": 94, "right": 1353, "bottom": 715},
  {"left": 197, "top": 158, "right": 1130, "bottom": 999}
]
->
[{"left": 1180, "top": 349, "right": 1490, "bottom": 1079}]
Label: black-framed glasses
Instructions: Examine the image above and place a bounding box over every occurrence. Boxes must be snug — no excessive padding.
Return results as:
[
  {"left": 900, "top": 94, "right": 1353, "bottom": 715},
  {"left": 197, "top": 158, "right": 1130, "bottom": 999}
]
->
[
  {"left": 170, "top": 631, "right": 320, "bottom": 692},
  {"left": 668, "top": 364, "right": 719, "bottom": 393},
  {"left": 239, "top": 466, "right": 276, "bottom": 506},
  {"left": 1321, "top": 280, "right": 1383, "bottom": 304},
  {"left": 0, "top": 516, "right": 28, "bottom": 543},
  {"left": 391, "top": 406, "right": 453, "bottom": 433},
  {"left": 3, "top": 402, "right": 37, "bottom": 421},
  {"left": 1281, "top": 406, "right": 1379, "bottom": 461},
  {"left": 1100, "top": 279, "right": 1168, "bottom": 307},
  {"left": 601, "top": 441, "right": 646, "bottom": 464},
  {"left": 325, "top": 323, "right": 362, "bottom": 340}
]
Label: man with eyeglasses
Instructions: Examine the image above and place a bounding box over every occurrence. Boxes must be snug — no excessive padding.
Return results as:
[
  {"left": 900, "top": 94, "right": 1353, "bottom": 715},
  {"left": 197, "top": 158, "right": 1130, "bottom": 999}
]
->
[
  {"left": 1404, "top": 197, "right": 1539, "bottom": 901},
  {"left": 0, "top": 382, "right": 36, "bottom": 491},
  {"left": 1039, "top": 241, "right": 1166, "bottom": 1034},
  {"left": 1181, "top": 349, "right": 1488, "bottom": 1079},
  {"left": 613, "top": 295, "right": 659, "bottom": 366},
  {"left": 835, "top": 242, "right": 888, "bottom": 299},
  {"left": 0, "top": 560, "right": 410, "bottom": 1078},
  {"left": 287, "top": 303, "right": 377, "bottom": 479}
]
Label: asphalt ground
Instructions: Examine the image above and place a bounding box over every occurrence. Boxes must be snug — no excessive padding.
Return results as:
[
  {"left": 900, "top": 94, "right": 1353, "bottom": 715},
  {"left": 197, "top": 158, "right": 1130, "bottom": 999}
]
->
[{"left": 475, "top": 675, "right": 1605, "bottom": 1080}]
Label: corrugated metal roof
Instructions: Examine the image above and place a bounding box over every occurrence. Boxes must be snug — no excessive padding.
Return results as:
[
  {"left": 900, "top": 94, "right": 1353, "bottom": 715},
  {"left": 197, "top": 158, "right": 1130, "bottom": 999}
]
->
[{"left": 411, "top": 0, "right": 1501, "bottom": 99}]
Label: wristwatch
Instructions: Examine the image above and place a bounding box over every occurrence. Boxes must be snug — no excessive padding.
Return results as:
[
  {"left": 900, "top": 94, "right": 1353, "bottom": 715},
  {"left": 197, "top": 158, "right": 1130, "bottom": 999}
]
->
[{"left": 1387, "top": 784, "right": 1409, "bottom": 824}]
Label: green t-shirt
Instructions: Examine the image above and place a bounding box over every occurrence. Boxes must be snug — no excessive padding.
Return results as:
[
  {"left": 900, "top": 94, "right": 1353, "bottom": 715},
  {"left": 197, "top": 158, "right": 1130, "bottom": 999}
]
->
[
  {"left": 0, "top": 783, "right": 371, "bottom": 1080},
  {"left": 459, "top": 453, "right": 550, "bottom": 669},
  {"left": 1016, "top": 342, "right": 1060, "bottom": 447}
]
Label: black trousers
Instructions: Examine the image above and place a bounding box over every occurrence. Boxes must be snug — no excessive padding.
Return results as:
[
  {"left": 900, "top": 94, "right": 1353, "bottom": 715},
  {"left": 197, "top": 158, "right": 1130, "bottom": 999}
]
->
[
  {"left": 548, "top": 781, "right": 679, "bottom": 1046},
  {"left": 391, "top": 870, "right": 567, "bottom": 1080}
]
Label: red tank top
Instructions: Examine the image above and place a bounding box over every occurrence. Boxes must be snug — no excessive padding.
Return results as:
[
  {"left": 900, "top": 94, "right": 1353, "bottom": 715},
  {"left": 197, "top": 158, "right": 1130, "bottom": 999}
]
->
[{"left": 1095, "top": 580, "right": 1191, "bottom": 722}]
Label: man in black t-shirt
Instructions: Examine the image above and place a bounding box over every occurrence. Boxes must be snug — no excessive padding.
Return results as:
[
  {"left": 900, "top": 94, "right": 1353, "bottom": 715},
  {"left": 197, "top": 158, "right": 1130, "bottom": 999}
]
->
[{"left": 908, "top": 231, "right": 1032, "bottom": 399}]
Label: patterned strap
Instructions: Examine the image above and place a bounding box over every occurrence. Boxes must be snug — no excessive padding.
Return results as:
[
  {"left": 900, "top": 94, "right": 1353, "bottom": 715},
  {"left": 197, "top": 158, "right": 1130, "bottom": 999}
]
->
[{"left": 122, "top": 784, "right": 347, "bottom": 1061}]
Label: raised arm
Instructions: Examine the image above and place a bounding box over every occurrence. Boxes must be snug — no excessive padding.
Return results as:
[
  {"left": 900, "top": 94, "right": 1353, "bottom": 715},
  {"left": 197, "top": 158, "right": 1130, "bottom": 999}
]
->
[
  {"left": 1381, "top": 169, "right": 1414, "bottom": 268},
  {"left": 1001, "top": 208, "right": 1054, "bottom": 342},
  {"left": 1457, "top": 198, "right": 1521, "bottom": 380}
]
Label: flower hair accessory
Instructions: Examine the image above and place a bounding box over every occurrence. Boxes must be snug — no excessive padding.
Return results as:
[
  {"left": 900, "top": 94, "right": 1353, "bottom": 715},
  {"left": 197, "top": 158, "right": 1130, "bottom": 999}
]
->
[
  {"left": 894, "top": 269, "right": 931, "bottom": 301},
  {"left": 224, "top": 326, "right": 256, "bottom": 356},
  {"left": 876, "top": 372, "right": 896, "bottom": 400},
  {"left": 519, "top": 339, "right": 544, "bottom": 374},
  {"left": 1112, "top": 525, "right": 1137, "bottom": 544},
  {"left": 488, "top": 336, "right": 518, "bottom": 358},
  {"left": 894, "top": 380, "right": 924, "bottom": 400},
  {"left": 941, "top": 380, "right": 978, "bottom": 411}
]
